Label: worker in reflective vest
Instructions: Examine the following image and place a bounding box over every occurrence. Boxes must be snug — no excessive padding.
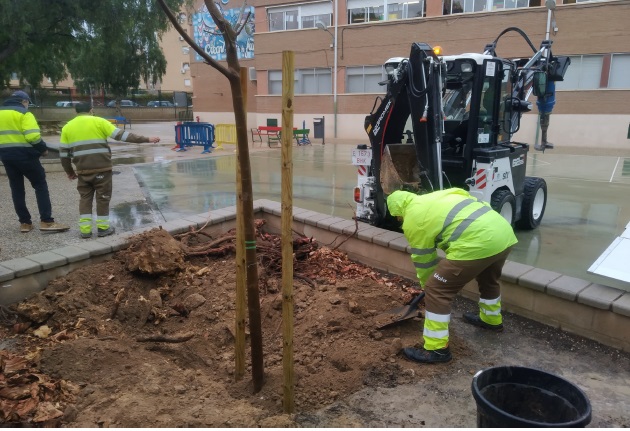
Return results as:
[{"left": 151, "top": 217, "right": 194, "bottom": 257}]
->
[
  {"left": 60, "top": 103, "right": 160, "bottom": 239},
  {"left": 387, "top": 189, "right": 518, "bottom": 363},
  {"left": 0, "top": 90, "right": 70, "bottom": 233}
]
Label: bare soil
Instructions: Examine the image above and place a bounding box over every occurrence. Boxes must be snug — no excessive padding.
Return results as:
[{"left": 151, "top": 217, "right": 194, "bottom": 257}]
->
[
  {"left": 0, "top": 223, "right": 467, "bottom": 427},
  {"left": 2, "top": 222, "right": 630, "bottom": 427}
]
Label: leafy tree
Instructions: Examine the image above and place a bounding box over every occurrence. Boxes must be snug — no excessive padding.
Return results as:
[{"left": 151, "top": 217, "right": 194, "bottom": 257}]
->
[
  {"left": 0, "top": 0, "right": 186, "bottom": 98},
  {"left": 0, "top": 0, "right": 84, "bottom": 89}
]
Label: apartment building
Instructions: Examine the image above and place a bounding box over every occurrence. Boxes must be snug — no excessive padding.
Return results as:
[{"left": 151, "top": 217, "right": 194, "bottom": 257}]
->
[{"left": 190, "top": 0, "right": 630, "bottom": 150}]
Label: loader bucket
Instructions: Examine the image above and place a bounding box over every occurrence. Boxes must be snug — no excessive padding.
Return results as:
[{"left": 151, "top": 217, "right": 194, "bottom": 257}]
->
[{"left": 380, "top": 144, "right": 423, "bottom": 195}]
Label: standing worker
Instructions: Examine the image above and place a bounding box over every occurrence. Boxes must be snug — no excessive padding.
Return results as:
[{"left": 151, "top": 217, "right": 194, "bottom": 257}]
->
[
  {"left": 59, "top": 103, "right": 160, "bottom": 238},
  {"left": 0, "top": 90, "right": 69, "bottom": 233},
  {"left": 534, "top": 79, "right": 556, "bottom": 151},
  {"left": 386, "top": 189, "right": 517, "bottom": 364}
]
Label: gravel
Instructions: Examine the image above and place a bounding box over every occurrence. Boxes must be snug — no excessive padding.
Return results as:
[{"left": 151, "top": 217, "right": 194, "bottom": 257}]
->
[{"left": 0, "top": 164, "right": 160, "bottom": 262}]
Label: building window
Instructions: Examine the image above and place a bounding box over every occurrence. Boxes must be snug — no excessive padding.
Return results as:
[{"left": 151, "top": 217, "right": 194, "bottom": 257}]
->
[
  {"left": 348, "top": 6, "right": 384, "bottom": 23},
  {"left": 268, "top": 68, "right": 332, "bottom": 94},
  {"left": 182, "top": 46, "right": 190, "bottom": 55},
  {"left": 444, "top": 0, "right": 535, "bottom": 14},
  {"left": 387, "top": 1, "right": 425, "bottom": 19},
  {"left": 346, "top": 66, "right": 386, "bottom": 93},
  {"left": 268, "top": 2, "right": 333, "bottom": 32},
  {"left": 556, "top": 55, "right": 604, "bottom": 90},
  {"left": 302, "top": 13, "right": 332, "bottom": 28},
  {"left": 184, "top": 79, "right": 191, "bottom": 87},
  {"left": 608, "top": 53, "right": 630, "bottom": 89}
]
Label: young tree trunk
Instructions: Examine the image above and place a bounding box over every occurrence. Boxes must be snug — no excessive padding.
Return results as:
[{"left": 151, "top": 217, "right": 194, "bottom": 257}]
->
[{"left": 157, "top": 0, "right": 264, "bottom": 392}]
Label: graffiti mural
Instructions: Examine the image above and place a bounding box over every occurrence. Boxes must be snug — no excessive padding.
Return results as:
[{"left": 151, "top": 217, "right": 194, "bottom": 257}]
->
[{"left": 192, "top": 1, "right": 255, "bottom": 61}]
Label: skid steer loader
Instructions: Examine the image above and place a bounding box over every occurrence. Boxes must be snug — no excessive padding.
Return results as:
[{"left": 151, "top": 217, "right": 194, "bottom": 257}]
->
[{"left": 351, "top": 28, "right": 570, "bottom": 230}]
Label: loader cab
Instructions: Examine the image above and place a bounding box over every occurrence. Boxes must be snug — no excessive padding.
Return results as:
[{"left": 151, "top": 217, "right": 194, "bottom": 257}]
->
[{"left": 439, "top": 55, "right": 516, "bottom": 184}]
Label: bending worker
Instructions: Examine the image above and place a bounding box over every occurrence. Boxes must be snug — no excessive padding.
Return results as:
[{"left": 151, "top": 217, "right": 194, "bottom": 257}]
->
[
  {"left": 387, "top": 189, "right": 517, "bottom": 364},
  {"left": 60, "top": 103, "right": 160, "bottom": 239}
]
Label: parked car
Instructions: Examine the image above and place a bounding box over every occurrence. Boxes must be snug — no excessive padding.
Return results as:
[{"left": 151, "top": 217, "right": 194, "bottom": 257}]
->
[
  {"left": 55, "top": 101, "right": 81, "bottom": 108},
  {"left": 147, "top": 100, "right": 175, "bottom": 107},
  {"left": 106, "top": 100, "right": 139, "bottom": 107}
]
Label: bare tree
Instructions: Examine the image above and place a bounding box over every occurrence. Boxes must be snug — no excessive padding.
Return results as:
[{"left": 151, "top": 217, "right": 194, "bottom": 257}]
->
[{"left": 157, "top": 0, "right": 264, "bottom": 392}]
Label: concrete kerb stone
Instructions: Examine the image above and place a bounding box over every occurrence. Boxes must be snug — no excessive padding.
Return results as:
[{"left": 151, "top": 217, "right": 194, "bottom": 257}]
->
[
  {"left": 578, "top": 283, "right": 625, "bottom": 310},
  {"left": 24, "top": 251, "right": 68, "bottom": 270},
  {"left": 316, "top": 216, "right": 347, "bottom": 230},
  {"left": 293, "top": 210, "right": 320, "bottom": 223},
  {"left": 0, "top": 258, "right": 42, "bottom": 277},
  {"left": 74, "top": 241, "right": 114, "bottom": 257},
  {"left": 547, "top": 275, "right": 592, "bottom": 301},
  {"left": 162, "top": 219, "right": 197, "bottom": 236},
  {"left": 329, "top": 219, "right": 357, "bottom": 234},
  {"left": 612, "top": 294, "right": 630, "bottom": 318},
  {"left": 181, "top": 214, "right": 210, "bottom": 229},
  {"left": 501, "top": 260, "right": 535, "bottom": 283},
  {"left": 0, "top": 266, "right": 14, "bottom": 283},
  {"left": 51, "top": 246, "right": 91, "bottom": 263},
  {"left": 372, "top": 230, "right": 405, "bottom": 247},
  {"left": 518, "top": 268, "right": 563, "bottom": 292}
]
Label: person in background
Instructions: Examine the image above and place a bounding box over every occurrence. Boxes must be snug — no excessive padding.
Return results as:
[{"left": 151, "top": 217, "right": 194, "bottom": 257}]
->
[
  {"left": 59, "top": 103, "right": 160, "bottom": 239},
  {"left": 386, "top": 189, "right": 517, "bottom": 364},
  {"left": 534, "top": 80, "right": 556, "bottom": 151},
  {"left": 0, "top": 90, "right": 70, "bottom": 233}
]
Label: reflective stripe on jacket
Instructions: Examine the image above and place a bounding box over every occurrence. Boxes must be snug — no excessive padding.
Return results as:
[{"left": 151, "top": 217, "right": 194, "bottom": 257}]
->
[
  {"left": 387, "top": 189, "right": 518, "bottom": 284},
  {"left": 0, "top": 104, "right": 45, "bottom": 160},
  {"left": 60, "top": 114, "right": 121, "bottom": 174}
]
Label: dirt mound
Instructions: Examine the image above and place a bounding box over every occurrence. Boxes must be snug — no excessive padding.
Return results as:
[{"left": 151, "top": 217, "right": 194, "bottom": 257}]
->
[{"left": 0, "top": 224, "right": 460, "bottom": 427}]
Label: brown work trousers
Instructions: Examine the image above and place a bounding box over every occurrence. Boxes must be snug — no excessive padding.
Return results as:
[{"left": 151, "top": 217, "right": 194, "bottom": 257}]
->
[
  {"left": 77, "top": 171, "right": 113, "bottom": 217},
  {"left": 423, "top": 247, "right": 513, "bottom": 315}
]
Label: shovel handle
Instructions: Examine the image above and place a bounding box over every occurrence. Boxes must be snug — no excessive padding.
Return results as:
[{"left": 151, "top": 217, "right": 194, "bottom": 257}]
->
[
  {"left": 409, "top": 291, "right": 425, "bottom": 308},
  {"left": 398, "top": 291, "right": 425, "bottom": 320}
]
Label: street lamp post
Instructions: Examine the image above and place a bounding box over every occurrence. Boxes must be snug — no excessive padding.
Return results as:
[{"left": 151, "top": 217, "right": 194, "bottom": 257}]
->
[
  {"left": 545, "top": 0, "right": 556, "bottom": 41},
  {"left": 316, "top": 0, "right": 338, "bottom": 138}
]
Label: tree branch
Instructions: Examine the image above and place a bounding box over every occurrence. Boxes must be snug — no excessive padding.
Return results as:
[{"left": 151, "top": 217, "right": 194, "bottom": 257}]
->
[{"left": 156, "top": 0, "right": 231, "bottom": 79}]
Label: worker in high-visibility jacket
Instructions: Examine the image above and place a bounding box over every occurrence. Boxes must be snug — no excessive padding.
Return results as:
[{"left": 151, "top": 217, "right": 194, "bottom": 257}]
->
[
  {"left": 387, "top": 189, "right": 518, "bottom": 363},
  {"left": 60, "top": 103, "right": 160, "bottom": 239},
  {"left": 0, "top": 90, "right": 69, "bottom": 233}
]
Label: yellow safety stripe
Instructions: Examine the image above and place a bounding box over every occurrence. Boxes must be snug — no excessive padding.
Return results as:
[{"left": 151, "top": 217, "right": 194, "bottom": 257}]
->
[
  {"left": 479, "top": 296, "right": 502, "bottom": 325},
  {"left": 423, "top": 311, "right": 450, "bottom": 350}
]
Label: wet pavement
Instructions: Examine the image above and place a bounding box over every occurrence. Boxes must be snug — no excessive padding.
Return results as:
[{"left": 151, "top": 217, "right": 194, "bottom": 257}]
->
[{"left": 38, "top": 122, "right": 630, "bottom": 292}]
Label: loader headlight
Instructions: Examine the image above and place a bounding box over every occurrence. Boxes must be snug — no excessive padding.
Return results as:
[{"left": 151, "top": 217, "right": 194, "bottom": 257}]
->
[{"left": 461, "top": 62, "right": 473, "bottom": 73}]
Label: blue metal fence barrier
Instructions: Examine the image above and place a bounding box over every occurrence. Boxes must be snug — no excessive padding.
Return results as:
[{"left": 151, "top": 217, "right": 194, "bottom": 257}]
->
[{"left": 174, "top": 122, "right": 215, "bottom": 154}]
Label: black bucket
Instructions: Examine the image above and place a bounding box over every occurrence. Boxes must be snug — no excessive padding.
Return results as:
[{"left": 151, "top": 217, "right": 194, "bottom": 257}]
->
[{"left": 471, "top": 366, "right": 592, "bottom": 428}]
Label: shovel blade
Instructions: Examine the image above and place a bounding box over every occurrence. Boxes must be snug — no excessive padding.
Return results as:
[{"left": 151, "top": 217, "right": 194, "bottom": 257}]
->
[
  {"left": 374, "top": 305, "right": 422, "bottom": 330},
  {"left": 374, "top": 292, "right": 425, "bottom": 330}
]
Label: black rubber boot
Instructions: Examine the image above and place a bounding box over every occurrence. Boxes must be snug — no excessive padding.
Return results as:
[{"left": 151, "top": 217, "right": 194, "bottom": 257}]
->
[
  {"left": 97, "top": 226, "right": 116, "bottom": 237},
  {"left": 402, "top": 347, "right": 452, "bottom": 364},
  {"left": 463, "top": 312, "right": 503, "bottom": 331}
]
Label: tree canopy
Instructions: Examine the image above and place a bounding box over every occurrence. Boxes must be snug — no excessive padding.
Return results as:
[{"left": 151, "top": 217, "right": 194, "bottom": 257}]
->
[{"left": 0, "top": 0, "right": 187, "bottom": 96}]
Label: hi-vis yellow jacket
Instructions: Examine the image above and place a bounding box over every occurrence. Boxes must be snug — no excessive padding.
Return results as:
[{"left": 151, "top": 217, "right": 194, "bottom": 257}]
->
[
  {"left": 387, "top": 189, "right": 518, "bottom": 285},
  {"left": 0, "top": 103, "right": 46, "bottom": 160}
]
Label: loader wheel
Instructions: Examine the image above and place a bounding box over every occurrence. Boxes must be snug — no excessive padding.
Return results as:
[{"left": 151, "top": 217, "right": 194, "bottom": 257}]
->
[
  {"left": 516, "top": 177, "right": 547, "bottom": 230},
  {"left": 490, "top": 189, "right": 516, "bottom": 226}
]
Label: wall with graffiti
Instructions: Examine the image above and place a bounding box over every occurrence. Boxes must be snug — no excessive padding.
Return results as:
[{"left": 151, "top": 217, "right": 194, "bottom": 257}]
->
[{"left": 192, "top": 0, "right": 255, "bottom": 61}]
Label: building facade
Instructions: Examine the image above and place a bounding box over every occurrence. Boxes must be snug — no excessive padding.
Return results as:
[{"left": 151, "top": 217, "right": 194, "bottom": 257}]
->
[{"left": 190, "top": 0, "right": 630, "bottom": 151}]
